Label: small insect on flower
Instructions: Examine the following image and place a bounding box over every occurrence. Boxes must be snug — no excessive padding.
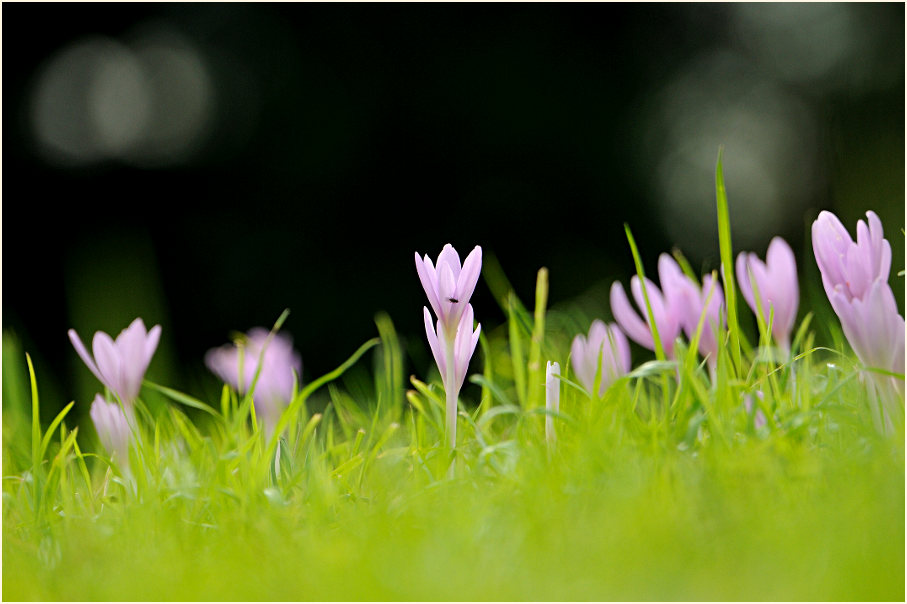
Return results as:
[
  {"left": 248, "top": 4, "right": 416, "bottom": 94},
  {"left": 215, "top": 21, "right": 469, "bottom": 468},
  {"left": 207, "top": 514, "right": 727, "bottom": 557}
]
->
[{"left": 447, "top": 297, "right": 459, "bottom": 304}]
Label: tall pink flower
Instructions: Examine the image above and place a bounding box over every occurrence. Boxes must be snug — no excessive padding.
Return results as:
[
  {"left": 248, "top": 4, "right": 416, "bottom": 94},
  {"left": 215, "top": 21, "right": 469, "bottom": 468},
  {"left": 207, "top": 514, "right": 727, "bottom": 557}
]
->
[
  {"left": 417, "top": 243, "right": 482, "bottom": 447},
  {"left": 205, "top": 328, "right": 302, "bottom": 436},
  {"left": 736, "top": 237, "right": 799, "bottom": 353},
  {"left": 415, "top": 244, "right": 482, "bottom": 336},
  {"left": 69, "top": 318, "right": 161, "bottom": 405},
  {"left": 610, "top": 254, "right": 686, "bottom": 358},
  {"left": 570, "top": 320, "right": 631, "bottom": 396},
  {"left": 812, "top": 210, "right": 904, "bottom": 431}
]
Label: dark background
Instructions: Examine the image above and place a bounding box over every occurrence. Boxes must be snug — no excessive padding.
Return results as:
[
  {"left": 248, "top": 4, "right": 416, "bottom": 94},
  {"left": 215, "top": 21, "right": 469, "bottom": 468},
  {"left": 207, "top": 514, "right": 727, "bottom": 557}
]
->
[{"left": 3, "top": 4, "right": 904, "bottom": 419}]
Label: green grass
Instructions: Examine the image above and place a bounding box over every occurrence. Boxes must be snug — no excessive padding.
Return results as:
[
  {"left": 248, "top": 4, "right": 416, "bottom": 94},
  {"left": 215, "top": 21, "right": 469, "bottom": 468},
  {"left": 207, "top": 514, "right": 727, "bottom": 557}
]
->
[{"left": 3, "top": 161, "right": 904, "bottom": 600}]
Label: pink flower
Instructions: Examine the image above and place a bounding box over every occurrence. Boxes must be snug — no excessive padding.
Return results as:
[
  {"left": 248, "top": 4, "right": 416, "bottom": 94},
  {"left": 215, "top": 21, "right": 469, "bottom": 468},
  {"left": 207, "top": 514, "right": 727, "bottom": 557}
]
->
[
  {"left": 736, "top": 237, "right": 799, "bottom": 352},
  {"left": 68, "top": 318, "right": 161, "bottom": 405},
  {"left": 415, "top": 244, "right": 482, "bottom": 336},
  {"left": 90, "top": 394, "right": 133, "bottom": 463},
  {"left": 205, "top": 328, "right": 302, "bottom": 435},
  {"left": 812, "top": 209, "right": 904, "bottom": 431},
  {"left": 610, "top": 254, "right": 686, "bottom": 358},
  {"left": 812, "top": 210, "right": 903, "bottom": 374},
  {"left": 812, "top": 210, "right": 891, "bottom": 303},
  {"left": 570, "top": 320, "right": 631, "bottom": 396},
  {"left": 423, "top": 303, "right": 481, "bottom": 396}
]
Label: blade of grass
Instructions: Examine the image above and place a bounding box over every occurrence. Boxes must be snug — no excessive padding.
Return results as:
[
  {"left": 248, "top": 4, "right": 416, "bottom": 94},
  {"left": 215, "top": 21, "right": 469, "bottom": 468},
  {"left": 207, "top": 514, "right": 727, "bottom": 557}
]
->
[
  {"left": 527, "top": 267, "right": 549, "bottom": 410},
  {"left": 715, "top": 148, "right": 742, "bottom": 374}
]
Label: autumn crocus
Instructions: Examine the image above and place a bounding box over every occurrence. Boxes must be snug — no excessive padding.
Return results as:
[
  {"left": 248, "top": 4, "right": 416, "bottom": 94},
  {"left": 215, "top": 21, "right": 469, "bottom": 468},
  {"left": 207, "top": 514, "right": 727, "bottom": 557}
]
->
[
  {"left": 812, "top": 210, "right": 904, "bottom": 430},
  {"left": 423, "top": 303, "right": 481, "bottom": 447},
  {"left": 69, "top": 318, "right": 161, "bottom": 405},
  {"left": 90, "top": 394, "right": 133, "bottom": 464},
  {"left": 415, "top": 244, "right": 482, "bottom": 336},
  {"left": 570, "top": 320, "right": 631, "bottom": 397},
  {"left": 416, "top": 243, "right": 483, "bottom": 447},
  {"left": 812, "top": 210, "right": 903, "bottom": 374},
  {"left": 610, "top": 254, "right": 686, "bottom": 359},
  {"left": 736, "top": 237, "right": 799, "bottom": 353},
  {"left": 205, "top": 328, "right": 302, "bottom": 437},
  {"left": 545, "top": 361, "right": 561, "bottom": 443},
  {"left": 812, "top": 210, "right": 891, "bottom": 303}
]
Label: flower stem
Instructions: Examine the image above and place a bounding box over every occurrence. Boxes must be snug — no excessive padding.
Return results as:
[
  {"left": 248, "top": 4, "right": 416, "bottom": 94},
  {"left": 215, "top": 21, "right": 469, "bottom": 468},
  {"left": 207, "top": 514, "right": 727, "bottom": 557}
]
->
[{"left": 445, "top": 336, "right": 458, "bottom": 449}]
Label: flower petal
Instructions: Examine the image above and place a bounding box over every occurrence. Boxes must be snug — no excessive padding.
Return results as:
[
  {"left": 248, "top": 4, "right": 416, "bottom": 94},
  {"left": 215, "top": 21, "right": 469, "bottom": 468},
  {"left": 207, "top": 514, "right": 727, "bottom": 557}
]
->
[
  {"left": 68, "top": 328, "right": 104, "bottom": 385},
  {"left": 423, "top": 306, "right": 445, "bottom": 380},
  {"left": 454, "top": 245, "right": 482, "bottom": 308},
  {"left": 415, "top": 252, "right": 442, "bottom": 318},
  {"left": 92, "top": 331, "right": 122, "bottom": 398},
  {"left": 610, "top": 281, "right": 653, "bottom": 349}
]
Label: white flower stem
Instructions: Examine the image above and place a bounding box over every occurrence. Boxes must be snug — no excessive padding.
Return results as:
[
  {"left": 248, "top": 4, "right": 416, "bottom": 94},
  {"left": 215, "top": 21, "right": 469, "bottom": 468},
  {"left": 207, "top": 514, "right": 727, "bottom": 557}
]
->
[{"left": 444, "top": 335, "right": 458, "bottom": 450}]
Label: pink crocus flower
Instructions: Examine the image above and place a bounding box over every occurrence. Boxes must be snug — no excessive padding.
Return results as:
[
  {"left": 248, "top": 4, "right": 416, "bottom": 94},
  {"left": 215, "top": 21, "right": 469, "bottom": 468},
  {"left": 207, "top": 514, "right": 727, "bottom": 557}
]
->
[
  {"left": 69, "top": 318, "right": 161, "bottom": 405},
  {"left": 417, "top": 243, "right": 483, "bottom": 448},
  {"left": 415, "top": 244, "right": 482, "bottom": 337},
  {"left": 812, "top": 210, "right": 891, "bottom": 303},
  {"left": 610, "top": 254, "right": 686, "bottom": 359},
  {"left": 812, "top": 210, "right": 903, "bottom": 374},
  {"left": 570, "top": 320, "right": 631, "bottom": 397},
  {"left": 90, "top": 394, "right": 133, "bottom": 463},
  {"left": 545, "top": 361, "right": 561, "bottom": 443},
  {"left": 812, "top": 209, "right": 904, "bottom": 431},
  {"left": 423, "top": 303, "right": 481, "bottom": 445},
  {"left": 205, "top": 328, "right": 302, "bottom": 437},
  {"left": 736, "top": 237, "right": 799, "bottom": 353}
]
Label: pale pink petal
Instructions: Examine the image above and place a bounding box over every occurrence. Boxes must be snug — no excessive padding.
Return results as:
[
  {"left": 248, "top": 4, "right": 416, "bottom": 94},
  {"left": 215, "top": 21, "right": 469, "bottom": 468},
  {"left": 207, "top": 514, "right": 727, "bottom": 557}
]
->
[
  {"left": 92, "top": 332, "right": 122, "bottom": 397},
  {"left": 736, "top": 253, "right": 757, "bottom": 315},
  {"left": 68, "top": 329, "right": 104, "bottom": 384},
  {"left": 610, "top": 324, "right": 631, "bottom": 374},
  {"left": 415, "top": 252, "right": 442, "bottom": 318},
  {"left": 610, "top": 281, "right": 653, "bottom": 349},
  {"left": 454, "top": 246, "right": 482, "bottom": 307},
  {"left": 436, "top": 244, "right": 462, "bottom": 281},
  {"left": 423, "top": 306, "right": 445, "bottom": 378}
]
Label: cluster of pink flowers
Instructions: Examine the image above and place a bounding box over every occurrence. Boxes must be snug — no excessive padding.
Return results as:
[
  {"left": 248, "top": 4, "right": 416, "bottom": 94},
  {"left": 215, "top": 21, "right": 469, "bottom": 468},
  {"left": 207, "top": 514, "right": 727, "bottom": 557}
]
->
[
  {"left": 65, "top": 209, "right": 902, "bottom": 460},
  {"left": 69, "top": 319, "right": 302, "bottom": 461},
  {"left": 571, "top": 237, "right": 798, "bottom": 395},
  {"left": 555, "top": 210, "right": 901, "bottom": 427}
]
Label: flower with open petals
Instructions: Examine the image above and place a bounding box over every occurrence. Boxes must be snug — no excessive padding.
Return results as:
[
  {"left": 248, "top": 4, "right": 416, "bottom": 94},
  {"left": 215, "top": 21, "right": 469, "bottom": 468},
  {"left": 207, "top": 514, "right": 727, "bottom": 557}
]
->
[
  {"left": 205, "top": 328, "right": 302, "bottom": 436},
  {"left": 415, "top": 244, "right": 482, "bottom": 336},
  {"left": 736, "top": 237, "right": 799, "bottom": 352},
  {"left": 69, "top": 318, "right": 161, "bottom": 405},
  {"left": 90, "top": 394, "right": 133, "bottom": 463},
  {"left": 570, "top": 320, "right": 631, "bottom": 397},
  {"left": 610, "top": 254, "right": 686, "bottom": 358}
]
